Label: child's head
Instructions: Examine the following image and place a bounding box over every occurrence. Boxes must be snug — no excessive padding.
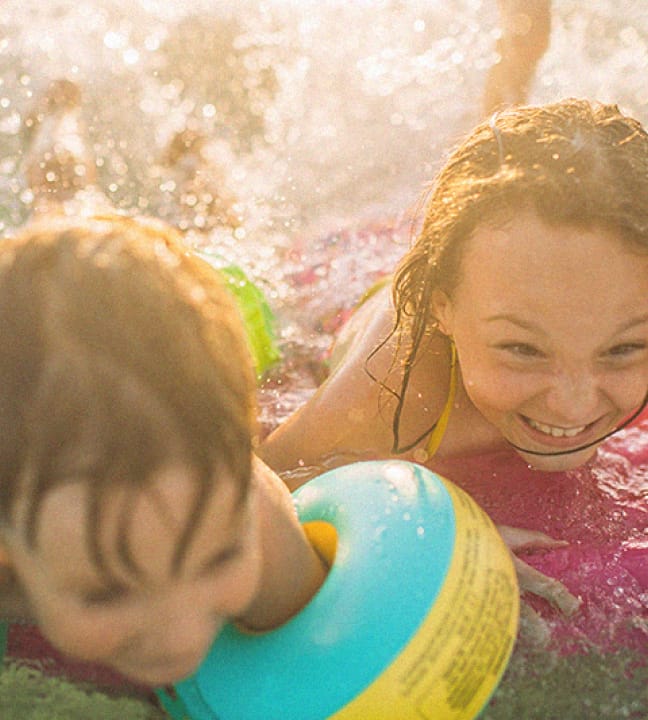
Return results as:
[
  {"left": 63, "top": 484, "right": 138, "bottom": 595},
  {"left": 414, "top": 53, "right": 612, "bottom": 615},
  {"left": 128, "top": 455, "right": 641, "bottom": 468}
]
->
[
  {"left": 395, "top": 98, "right": 648, "bottom": 322},
  {"left": 0, "top": 215, "right": 262, "bottom": 684},
  {"left": 389, "top": 99, "right": 648, "bottom": 468}
]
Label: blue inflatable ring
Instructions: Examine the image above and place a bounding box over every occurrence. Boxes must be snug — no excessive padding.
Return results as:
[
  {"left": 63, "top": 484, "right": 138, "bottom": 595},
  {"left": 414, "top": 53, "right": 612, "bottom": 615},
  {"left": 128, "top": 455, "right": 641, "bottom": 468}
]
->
[{"left": 165, "top": 460, "right": 518, "bottom": 720}]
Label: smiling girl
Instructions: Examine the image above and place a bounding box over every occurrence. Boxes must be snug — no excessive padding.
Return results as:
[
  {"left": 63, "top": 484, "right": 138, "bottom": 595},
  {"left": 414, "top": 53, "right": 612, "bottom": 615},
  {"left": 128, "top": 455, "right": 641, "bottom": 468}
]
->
[{"left": 260, "top": 98, "right": 648, "bottom": 610}]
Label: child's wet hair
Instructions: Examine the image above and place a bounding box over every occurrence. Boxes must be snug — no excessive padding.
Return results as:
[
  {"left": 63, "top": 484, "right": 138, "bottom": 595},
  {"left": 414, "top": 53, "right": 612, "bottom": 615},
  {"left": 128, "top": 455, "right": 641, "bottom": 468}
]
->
[
  {"left": 0, "top": 215, "right": 256, "bottom": 574},
  {"left": 396, "top": 98, "right": 648, "bottom": 320}
]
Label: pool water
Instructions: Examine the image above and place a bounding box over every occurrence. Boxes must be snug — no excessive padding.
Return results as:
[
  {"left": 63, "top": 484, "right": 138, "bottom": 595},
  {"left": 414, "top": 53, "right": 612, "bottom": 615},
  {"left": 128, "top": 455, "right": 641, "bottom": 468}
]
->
[{"left": 1, "top": 2, "right": 646, "bottom": 718}]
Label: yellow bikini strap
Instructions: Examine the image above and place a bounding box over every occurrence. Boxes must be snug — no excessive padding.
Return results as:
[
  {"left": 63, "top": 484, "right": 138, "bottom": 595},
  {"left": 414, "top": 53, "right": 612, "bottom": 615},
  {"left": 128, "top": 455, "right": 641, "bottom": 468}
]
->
[{"left": 426, "top": 341, "right": 457, "bottom": 457}]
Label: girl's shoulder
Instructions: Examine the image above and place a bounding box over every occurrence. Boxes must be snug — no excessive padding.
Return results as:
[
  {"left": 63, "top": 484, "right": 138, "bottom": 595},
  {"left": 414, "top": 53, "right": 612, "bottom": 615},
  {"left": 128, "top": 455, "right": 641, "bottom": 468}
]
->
[{"left": 327, "top": 283, "right": 394, "bottom": 374}]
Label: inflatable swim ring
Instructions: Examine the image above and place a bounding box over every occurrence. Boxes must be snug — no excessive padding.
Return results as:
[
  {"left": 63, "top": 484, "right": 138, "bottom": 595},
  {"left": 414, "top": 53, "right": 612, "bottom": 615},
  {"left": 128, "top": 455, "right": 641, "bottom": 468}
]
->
[{"left": 159, "top": 460, "right": 518, "bottom": 720}]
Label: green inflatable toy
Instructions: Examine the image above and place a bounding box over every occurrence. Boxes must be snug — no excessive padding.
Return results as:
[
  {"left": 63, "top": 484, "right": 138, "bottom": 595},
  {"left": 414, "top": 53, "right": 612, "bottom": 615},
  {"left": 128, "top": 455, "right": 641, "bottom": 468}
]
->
[{"left": 195, "top": 251, "right": 281, "bottom": 378}]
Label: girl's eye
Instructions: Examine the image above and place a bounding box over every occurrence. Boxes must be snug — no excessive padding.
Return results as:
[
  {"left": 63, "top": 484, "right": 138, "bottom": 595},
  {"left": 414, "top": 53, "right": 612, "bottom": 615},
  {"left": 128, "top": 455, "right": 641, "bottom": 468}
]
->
[
  {"left": 496, "top": 343, "right": 544, "bottom": 358},
  {"left": 604, "top": 342, "right": 646, "bottom": 359}
]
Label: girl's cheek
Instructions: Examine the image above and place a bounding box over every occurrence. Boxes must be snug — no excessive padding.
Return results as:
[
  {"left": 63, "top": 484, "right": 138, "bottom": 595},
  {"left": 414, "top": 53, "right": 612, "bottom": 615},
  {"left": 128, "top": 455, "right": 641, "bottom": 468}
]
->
[
  {"left": 603, "top": 370, "right": 648, "bottom": 408},
  {"left": 462, "top": 365, "right": 533, "bottom": 405}
]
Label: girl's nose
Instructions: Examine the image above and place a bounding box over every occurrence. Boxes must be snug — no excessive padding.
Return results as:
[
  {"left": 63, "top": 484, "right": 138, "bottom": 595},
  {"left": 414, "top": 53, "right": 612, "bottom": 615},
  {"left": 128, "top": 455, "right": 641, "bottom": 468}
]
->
[{"left": 544, "top": 369, "right": 601, "bottom": 423}]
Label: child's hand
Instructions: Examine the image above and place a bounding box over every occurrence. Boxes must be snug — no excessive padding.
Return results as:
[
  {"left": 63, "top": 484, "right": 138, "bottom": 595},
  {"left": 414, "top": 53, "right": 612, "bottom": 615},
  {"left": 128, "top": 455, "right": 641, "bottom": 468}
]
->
[{"left": 497, "top": 525, "right": 581, "bottom": 617}]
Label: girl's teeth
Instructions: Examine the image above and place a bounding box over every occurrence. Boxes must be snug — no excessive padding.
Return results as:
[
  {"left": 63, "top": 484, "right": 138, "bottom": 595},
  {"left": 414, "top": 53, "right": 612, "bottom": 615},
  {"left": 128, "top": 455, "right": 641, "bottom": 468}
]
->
[{"left": 526, "top": 418, "right": 587, "bottom": 438}]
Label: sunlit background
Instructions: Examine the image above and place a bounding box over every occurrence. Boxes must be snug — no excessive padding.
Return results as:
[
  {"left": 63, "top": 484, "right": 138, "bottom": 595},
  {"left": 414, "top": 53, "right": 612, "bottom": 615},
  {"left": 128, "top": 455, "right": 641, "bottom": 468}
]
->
[{"left": 1, "top": 0, "right": 646, "bottom": 231}]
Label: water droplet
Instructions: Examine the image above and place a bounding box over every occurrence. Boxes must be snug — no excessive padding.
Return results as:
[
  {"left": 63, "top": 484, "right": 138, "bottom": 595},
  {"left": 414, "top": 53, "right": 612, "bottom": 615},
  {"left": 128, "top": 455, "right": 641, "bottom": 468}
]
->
[
  {"left": 104, "top": 31, "right": 126, "bottom": 50},
  {"left": 123, "top": 48, "right": 140, "bottom": 66}
]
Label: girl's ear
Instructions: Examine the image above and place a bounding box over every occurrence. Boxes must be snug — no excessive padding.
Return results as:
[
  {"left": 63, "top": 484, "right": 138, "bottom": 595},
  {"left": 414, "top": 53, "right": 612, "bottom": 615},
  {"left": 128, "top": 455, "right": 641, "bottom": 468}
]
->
[{"left": 430, "top": 288, "right": 454, "bottom": 337}]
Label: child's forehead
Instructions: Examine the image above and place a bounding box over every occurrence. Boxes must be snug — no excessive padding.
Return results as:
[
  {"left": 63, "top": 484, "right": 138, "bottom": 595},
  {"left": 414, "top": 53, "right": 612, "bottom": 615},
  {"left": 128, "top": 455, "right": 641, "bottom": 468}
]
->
[
  {"left": 26, "top": 466, "right": 247, "bottom": 580},
  {"left": 454, "top": 215, "right": 648, "bottom": 331},
  {"left": 462, "top": 213, "right": 628, "bottom": 272}
]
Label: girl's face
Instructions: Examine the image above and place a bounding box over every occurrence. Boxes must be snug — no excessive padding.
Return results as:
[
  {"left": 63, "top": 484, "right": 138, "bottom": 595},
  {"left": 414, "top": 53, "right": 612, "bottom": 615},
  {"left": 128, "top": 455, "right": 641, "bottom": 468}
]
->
[
  {"left": 433, "top": 210, "right": 648, "bottom": 471},
  {"left": 2, "top": 464, "right": 262, "bottom": 685}
]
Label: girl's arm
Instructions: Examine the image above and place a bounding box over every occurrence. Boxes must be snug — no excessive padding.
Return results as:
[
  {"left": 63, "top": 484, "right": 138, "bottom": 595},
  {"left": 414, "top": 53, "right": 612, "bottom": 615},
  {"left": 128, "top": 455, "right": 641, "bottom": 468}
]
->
[
  {"left": 260, "top": 288, "right": 452, "bottom": 489},
  {"left": 259, "top": 290, "right": 403, "bottom": 488}
]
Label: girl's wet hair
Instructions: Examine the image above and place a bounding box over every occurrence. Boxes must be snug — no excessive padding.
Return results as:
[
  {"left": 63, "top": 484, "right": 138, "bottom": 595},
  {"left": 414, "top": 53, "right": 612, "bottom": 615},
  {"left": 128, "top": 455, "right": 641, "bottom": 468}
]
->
[
  {"left": 0, "top": 215, "right": 256, "bottom": 575},
  {"left": 379, "top": 98, "right": 648, "bottom": 452}
]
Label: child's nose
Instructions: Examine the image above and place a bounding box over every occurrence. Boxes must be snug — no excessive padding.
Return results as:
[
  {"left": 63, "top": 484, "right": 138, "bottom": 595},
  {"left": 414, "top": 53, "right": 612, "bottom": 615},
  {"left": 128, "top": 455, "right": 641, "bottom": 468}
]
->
[
  {"left": 544, "top": 368, "right": 602, "bottom": 422},
  {"left": 153, "top": 603, "right": 225, "bottom": 662}
]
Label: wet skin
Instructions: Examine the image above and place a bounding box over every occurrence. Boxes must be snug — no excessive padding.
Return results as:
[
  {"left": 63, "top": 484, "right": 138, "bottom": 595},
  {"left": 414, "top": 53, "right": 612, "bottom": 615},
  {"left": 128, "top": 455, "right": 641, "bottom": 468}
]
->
[
  {"left": 262, "top": 210, "right": 648, "bottom": 477},
  {"left": 260, "top": 210, "right": 648, "bottom": 620}
]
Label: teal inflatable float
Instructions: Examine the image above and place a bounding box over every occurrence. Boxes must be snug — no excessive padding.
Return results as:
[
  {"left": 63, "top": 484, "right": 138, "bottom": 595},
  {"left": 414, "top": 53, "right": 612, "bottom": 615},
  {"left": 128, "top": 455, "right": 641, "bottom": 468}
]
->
[{"left": 158, "top": 461, "right": 518, "bottom": 720}]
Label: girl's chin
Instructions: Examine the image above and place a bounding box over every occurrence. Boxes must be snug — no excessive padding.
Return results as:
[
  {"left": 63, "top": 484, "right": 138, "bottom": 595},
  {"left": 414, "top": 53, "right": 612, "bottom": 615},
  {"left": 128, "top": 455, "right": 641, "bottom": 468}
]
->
[{"left": 514, "top": 445, "right": 599, "bottom": 472}]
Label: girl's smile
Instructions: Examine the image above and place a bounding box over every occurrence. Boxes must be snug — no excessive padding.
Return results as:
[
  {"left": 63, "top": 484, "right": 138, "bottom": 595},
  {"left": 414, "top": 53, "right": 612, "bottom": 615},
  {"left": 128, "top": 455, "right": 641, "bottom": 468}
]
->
[{"left": 522, "top": 416, "right": 592, "bottom": 439}]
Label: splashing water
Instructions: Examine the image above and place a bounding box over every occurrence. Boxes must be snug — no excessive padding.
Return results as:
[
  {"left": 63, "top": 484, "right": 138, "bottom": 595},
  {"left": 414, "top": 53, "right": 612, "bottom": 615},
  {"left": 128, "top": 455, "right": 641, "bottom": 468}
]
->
[
  {"left": 2, "top": 1, "right": 647, "bottom": 234},
  {"left": 1, "top": 2, "right": 647, "bottom": 718}
]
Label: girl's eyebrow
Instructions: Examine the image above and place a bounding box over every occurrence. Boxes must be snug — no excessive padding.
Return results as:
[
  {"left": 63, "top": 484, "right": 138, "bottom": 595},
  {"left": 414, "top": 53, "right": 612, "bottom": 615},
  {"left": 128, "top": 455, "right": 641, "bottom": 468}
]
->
[
  {"left": 485, "top": 312, "right": 648, "bottom": 335},
  {"left": 615, "top": 312, "right": 648, "bottom": 334},
  {"left": 483, "top": 314, "right": 542, "bottom": 332}
]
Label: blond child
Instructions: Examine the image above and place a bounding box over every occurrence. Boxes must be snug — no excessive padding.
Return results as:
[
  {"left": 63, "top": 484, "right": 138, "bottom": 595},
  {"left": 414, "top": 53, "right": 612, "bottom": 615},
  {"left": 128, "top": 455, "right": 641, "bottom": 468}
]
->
[{"left": 0, "top": 215, "right": 325, "bottom": 686}]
